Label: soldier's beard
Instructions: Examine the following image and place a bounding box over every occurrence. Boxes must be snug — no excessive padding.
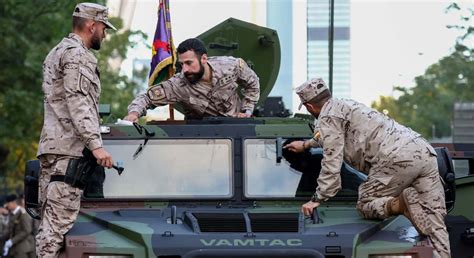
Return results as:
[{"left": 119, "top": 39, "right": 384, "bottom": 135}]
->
[
  {"left": 184, "top": 61, "right": 205, "bottom": 84},
  {"left": 310, "top": 111, "right": 320, "bottom": 119},
  {"left": 91, "top": 31, "right": 102, "bottom": 50}
]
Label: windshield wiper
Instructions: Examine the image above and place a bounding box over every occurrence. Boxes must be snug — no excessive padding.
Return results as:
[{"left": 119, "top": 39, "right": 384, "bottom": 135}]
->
[
  {"left": 132, "top": 122, "right": 155, "bottom": 160},
  {"left": 275, "top": 137, "right": 283, "bottom": 163}
]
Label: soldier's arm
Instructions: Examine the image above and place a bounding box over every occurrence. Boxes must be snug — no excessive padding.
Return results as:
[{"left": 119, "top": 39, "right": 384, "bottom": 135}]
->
[
  {"left": 10, "top": 214, "right": 32, "bottom": 245},
  {"left": 127, "top": 93, "right": 154, "bottom": 118},
  {"left": 304, "top": 131, "right": 322, "bottom": 149},
  {"left": 235, "top": 58, "right": 260, "bottom": 114},
  {"left": 314, "top": 116, "right": 346, "bottom": 201},
  {"left": 62, "top": 48, "right": 102, "bottom": 151},
  {"left": 126, "top": 78, "right": 183, "bottom": 120}
]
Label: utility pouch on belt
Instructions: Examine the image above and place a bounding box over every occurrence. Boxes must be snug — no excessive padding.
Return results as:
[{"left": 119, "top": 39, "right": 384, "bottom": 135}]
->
[
  {"left": 63, "top": 157, "right": 94, "bottom": 190},
  {"left": 50, "top": 149, "right": 98, "bottom": 190}
]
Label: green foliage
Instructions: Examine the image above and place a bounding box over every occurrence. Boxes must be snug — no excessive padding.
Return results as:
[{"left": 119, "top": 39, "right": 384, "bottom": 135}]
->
[
  {"left": 372, "top": 4, "right": 474, "bottom": 140},
  {"left": 95, "top": 17, "right": 149, "bottom": 119},
  {"left": 372, "top": 45, "right": 474, "bottom": 139},
  {"left": 0, "top": 0, "right": 147, "bottom": 193}
]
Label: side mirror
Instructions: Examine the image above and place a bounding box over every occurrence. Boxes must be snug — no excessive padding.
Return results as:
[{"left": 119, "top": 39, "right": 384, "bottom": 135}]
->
[{"left": 24, "top": 160, "right": 41, "bottom": 220}]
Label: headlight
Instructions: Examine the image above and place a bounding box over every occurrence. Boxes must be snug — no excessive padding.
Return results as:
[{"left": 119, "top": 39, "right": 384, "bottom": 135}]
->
[
  {"left": 369, "top": 254, "right": 415, "bottom": 258},
  {"left": 84, "top": 255, "right": 133, "bottom": 258}
]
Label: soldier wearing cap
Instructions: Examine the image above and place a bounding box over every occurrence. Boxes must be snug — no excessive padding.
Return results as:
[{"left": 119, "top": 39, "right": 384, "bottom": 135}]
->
[
  {"left": 36, "top": 3, "right": 115, "bottom": 257},
  {"left": 284, "top": 78, "right": 450, "bottom": 258},
  {"left": 1, "top": 194, "right": 35, "bottom": 258},
  {"left": 124, "top": 38, "right": 260, "bottom": 121}
]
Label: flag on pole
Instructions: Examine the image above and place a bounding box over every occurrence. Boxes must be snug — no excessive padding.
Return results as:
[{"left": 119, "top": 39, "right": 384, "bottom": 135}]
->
[{"left": 148, "top": 0, "right": 175, "bottom": 86}]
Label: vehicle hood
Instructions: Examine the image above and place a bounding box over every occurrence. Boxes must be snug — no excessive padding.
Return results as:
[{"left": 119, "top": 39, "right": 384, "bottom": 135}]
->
[{"left": 64, "top": 204, "right": 426, "bottom": 257}]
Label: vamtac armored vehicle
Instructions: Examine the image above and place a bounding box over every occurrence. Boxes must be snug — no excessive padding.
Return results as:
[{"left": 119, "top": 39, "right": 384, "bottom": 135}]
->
[{"left": 24, "top": 18, "right": 473, "bottom": 258}]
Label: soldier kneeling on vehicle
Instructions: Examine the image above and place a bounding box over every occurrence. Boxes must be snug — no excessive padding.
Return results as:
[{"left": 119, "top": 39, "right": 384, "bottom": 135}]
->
[{"left": 284, "top": 78, "right": 451, "bottom": 258}]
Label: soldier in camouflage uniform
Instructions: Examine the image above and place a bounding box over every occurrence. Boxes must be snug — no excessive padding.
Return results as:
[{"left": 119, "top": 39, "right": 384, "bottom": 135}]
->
[
  {"left": 124, "top": 38, "right": 260, "bottom": 121},
  {"left": 284, "top": 78, "right": 450, "bottom": 258},
  {"left": 36, "top": 3, "right": 116, "bottom": 257}
]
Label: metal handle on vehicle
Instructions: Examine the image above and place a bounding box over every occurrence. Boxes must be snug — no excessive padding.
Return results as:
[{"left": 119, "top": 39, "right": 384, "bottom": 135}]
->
[{"left": 171, "top": 205, "right": 177, "bottom": 224}]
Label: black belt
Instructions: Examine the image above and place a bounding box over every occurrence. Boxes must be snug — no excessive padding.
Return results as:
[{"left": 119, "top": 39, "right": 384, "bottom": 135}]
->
[{"left": 50, "top": 175, "right": 73, "bottom": 185}]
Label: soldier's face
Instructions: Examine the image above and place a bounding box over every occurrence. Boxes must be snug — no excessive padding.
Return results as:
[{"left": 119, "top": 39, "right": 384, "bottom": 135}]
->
[
  {"left": 91, "top": 22, "right": 107, "bottom": 50},
  {"left": 178, "top": 51, "right": 206, "bottom": 84},
  {"left": 5, "top": 201, "right": 15, "bottom": 211}
]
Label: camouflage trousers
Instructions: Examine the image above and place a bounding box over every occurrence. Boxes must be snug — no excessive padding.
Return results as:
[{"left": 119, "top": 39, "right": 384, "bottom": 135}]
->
[
  {"left": 36, "top": 154, "right": 82, "bottom": 258},
  {"left": 356, "top": 142, "right": 450, "bottom": 258}
]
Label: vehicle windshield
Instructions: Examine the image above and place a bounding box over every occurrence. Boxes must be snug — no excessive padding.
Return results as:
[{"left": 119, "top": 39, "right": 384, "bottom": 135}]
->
[
  {"left": 244, "top": 139, "right": 366, "bottom": 198},
  {"left": 84, "top": 139, "right": 233, "bottom": 199}
]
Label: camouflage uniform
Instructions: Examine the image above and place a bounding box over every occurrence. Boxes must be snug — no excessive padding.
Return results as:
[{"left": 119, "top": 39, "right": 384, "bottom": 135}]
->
[
  {"left": 297, "top": 78, "right": 450, "bottom": 258},
  {"left": 36, "top": 3, "right": 115, "bottom": 257},
  {"left": 128, "top": 56, "right": 260, "bottom": 119}
]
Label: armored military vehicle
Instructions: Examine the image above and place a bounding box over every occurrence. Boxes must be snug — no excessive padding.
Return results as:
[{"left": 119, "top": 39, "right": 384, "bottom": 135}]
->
[{"left": 24, "top": 18, "right": 473, "bottom": 258}]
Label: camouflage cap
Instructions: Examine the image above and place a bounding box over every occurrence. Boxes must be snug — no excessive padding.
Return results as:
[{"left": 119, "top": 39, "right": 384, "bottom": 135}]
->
[
  {"left": 296, "top": 78, "right": 329, "bottom": 110},
  {"left": 73, "top": 3, "right": 117, "bottom": 31}
]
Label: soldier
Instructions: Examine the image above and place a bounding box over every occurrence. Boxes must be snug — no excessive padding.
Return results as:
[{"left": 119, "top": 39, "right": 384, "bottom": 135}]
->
[
  {"left": 17, "top": 194, "right": 39, "bottom": 240},
  {"left": 284, "top": 78, "right": 450, "bottom": 258},
  {"left": 124, "top": 38, "right": 260, "bottom": 121},
  {"left": 36, "top": 3, "right": 115, "bottom": 257},
  {"left": 1, "top": 195, "right": 35, "bottom": 258},
  {"left": 0, "top": 197, "right": 8, "bottom": 257}
]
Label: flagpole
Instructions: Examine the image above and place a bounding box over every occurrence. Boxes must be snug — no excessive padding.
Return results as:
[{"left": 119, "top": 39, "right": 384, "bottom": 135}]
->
[{"left": 168, "top": 69, "right": 175, "bottom": 121}]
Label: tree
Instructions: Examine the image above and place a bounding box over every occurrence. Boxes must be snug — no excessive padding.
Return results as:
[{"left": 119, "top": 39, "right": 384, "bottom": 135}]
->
[
  {"left": 0, "top": 0, "right": 147, "bottom": 193},
  {"left": 372, "top": 3, "right": 474, "bottom": 139}
]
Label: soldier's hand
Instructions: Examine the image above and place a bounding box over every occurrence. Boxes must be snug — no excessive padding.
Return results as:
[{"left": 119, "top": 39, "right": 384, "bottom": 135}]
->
[
  {"left": 283, "top": 141, "right": 306, "bottom": 153},
  {"left": 92, "top": 147, "right": 113, "bottom": 169},
  {"left": 301, "top": 200, "right": 320, "bottom": 216},
  {"left": 236, "top": 112, "right": 251, "bottom": 118},
  {"left": 124, "top": 112, "right": 140, "bottom": 122},
  {"left": 3, "top": 239, "right": 12, "bottom": 256}
]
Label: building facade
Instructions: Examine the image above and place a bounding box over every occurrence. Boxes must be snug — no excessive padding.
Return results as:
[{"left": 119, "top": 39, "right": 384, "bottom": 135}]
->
[{"left": 307, "top": 0, "right": 351, "bottom": 99}]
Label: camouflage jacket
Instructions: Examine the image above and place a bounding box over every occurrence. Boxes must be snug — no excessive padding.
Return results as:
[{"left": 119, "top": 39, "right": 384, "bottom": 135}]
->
[
  {"left": 37, "top": 33, "right": 102, "bottom": 157},
  {"left": 313, "top": 98, "right": 436, "bottom": 201},
  {"left": 128, "top": 56, "right": 260, "bottom": 118}
]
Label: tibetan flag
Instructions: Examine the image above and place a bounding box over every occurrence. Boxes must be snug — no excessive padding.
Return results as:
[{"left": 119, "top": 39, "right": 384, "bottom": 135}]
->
[{"left": 148, "top": 0, "right": 175, "bottom": 86}]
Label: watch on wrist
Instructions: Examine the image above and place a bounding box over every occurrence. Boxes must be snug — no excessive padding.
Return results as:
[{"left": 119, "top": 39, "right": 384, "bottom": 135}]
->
[{"left": 310, "top": 193, "right": 322, "bottom": 203}]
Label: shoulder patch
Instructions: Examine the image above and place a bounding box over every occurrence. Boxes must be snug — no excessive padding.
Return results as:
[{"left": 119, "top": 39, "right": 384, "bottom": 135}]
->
[
  {"left": 313, "top": 131, "right": 321, "bottom": 141},
  {"left": 238, "top": 58, "right": 247, "bottom": 69},
  {"left": 147, "top": 85, "right": 166, "bottom": 101}
]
